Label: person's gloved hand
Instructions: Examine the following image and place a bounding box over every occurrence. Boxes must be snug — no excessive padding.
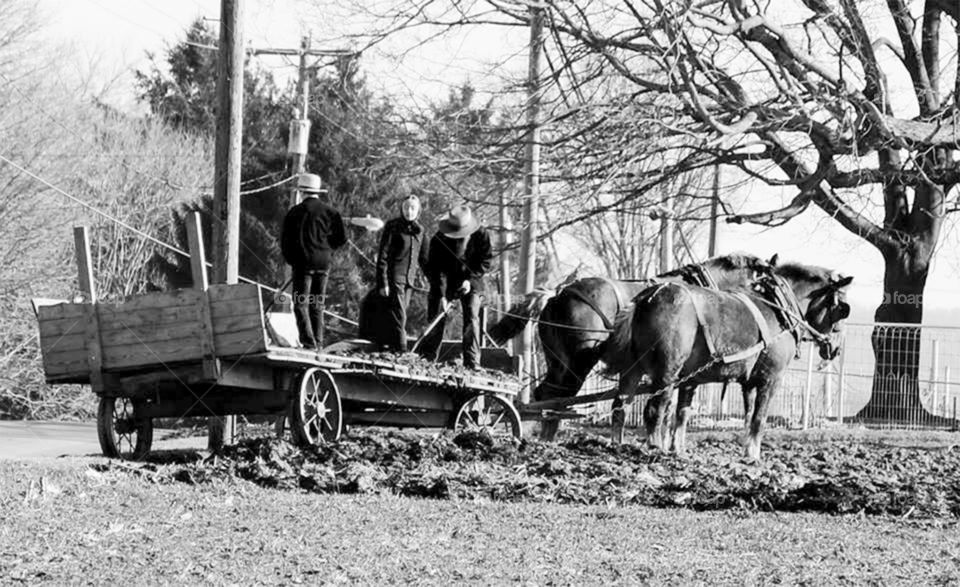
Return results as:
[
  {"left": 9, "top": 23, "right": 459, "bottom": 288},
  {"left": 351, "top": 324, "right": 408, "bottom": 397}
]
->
[
  {"left": 378, "top": 284, "right": 389, "bottom": 297},
  {"left": 456, "top": 280, "right": 471, "bottom": 296}
]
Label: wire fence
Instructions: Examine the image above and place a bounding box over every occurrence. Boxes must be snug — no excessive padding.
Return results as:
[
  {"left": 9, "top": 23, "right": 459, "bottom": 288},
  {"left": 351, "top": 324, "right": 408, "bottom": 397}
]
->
[{"left": 559, "top": 322, "right": 960, "bottom": 432}]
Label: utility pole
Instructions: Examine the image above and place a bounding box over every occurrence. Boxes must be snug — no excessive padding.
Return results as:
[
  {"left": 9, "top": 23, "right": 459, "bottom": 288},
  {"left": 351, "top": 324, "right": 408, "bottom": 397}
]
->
[
  {"left": 518, "top": 3, "right": 544, "bottom": 403},
  {"left": 658, "top": 200, "right": 673, "bottom": 273},
  {"left": 499, "top": 188, "right": 513, "bottom": 355},
  {"left": 249, "top": 38, "right": 353, "bottom": 206},
  {"left": 208, "top": 0, "right": 245, "bottom": 451},
  {"left": 709, "top": 164, "right": 720, "bottom": 257}
]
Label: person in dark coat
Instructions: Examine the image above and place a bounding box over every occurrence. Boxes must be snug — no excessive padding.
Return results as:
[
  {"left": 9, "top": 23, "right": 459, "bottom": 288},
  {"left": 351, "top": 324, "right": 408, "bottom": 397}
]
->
[
  {"left": 419, "top": 205, "right": 494, "bottom": 369},
  {"left": 281, "top": 173, "right": 347, "bottom": 349},
  {"left": 375, "top": 194, "right": 428, "bottom": 351}
]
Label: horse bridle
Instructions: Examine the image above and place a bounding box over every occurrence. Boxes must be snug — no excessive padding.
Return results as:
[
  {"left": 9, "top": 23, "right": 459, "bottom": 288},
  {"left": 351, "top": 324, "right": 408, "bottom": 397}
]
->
[{"left": 753, "top": 274, "right": 845, "bottom": 359}]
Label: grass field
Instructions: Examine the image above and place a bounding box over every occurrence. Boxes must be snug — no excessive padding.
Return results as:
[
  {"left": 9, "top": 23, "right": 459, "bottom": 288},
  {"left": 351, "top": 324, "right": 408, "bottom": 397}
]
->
[{"left": 4, "top": 428, "right": 960, "bottom": 584}]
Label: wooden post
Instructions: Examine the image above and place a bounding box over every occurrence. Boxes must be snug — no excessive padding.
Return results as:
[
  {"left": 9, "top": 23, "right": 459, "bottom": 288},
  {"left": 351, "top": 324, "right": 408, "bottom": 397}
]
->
[
  {"left": 74, "top": 226, "right": 104, "bottom": 393},
  {"left": 823, "top": 365, "right": 832, "bottom": 427},
  {"left": 73, "top": 226, "right": 97, "bottom": 302},
  {"left": 930, "top": 339, "right": 940, "bottom": 415},
  {"left": 837, "top": 346, "right": 847, "bottom": 423},
  {"left": 659, "top": 199, "right": 673, "bottom": 273},
  {"left": 186, "top": 212, "right": 209, "bottom": 290},
  {"left": 945, "top": 366, "right": 951, "bottom": 416},
  {"left": 187, "top": 212, "right": 220, "bottom": 380},
  {"left": 517, "top": 3, "right": 544, "bottom": 404},
  {"left": 499, "top": 188, "right": 513, "bottom": 355},
  {"left": 208, "top": 0, "right": 245, "bottom": 451},
  {"left": 802, "top": 344, "right": 814, "bottom": 429}
]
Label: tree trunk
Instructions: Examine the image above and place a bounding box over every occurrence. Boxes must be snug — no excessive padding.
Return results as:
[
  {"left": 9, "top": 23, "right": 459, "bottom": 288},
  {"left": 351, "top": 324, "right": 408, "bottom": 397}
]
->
[{"left": 856, "top": 245, "right": 945, "bottom": 423}]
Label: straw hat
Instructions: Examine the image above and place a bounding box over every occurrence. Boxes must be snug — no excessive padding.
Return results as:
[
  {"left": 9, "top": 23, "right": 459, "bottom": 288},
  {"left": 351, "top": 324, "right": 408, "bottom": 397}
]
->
[{"left": 297, "top": 173, "right": 328, "bottom": 195}]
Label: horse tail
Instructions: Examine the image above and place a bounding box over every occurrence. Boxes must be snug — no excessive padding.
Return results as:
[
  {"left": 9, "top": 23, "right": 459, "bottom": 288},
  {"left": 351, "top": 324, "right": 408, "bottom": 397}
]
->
[
  {"left": 487, "top": 289, "right": 552, "bottom": 345},
  {"left": 600, "top": 302, "right": 637, "bottom": 376}
]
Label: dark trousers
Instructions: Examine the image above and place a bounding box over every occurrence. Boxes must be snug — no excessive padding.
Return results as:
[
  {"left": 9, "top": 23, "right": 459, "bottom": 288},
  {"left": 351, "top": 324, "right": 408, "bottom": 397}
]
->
[
  {"left": 384, "top": 284, "right": 412, "bottom": 352},
  {"left": 292, "top": 267, "right": 328, "bottom": 349},
  {"left": 419, "top": 292, "right": 483, "bottom": 369}
]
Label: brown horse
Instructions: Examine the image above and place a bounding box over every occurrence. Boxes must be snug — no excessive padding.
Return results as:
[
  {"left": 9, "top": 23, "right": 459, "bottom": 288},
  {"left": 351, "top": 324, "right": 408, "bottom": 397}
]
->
[
  {"left": 602, "top": 260, "right": 852, "bottom": 460},
  {"left": 518, "top": 254, "right": 771, "bottom": 440}
]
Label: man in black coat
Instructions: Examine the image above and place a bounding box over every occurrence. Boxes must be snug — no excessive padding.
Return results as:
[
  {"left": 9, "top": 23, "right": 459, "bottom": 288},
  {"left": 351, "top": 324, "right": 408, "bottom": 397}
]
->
[
  {"left": 281, "top": 173, "right": 347, "bottom": 349},
  {"left": 420, "top": 205, "right": 494, "bottom": 369},
  {"left": 374, "top": 194, "right": 428, "bottom": 351}
]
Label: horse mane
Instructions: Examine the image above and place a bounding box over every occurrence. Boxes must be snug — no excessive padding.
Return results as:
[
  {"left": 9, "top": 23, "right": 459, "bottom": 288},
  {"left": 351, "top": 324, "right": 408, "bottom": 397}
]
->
[
  {"left": 658, "top": 252, "right": 764, "bottom": 278},
  {"left": 706, "top": 252, "right": 766, "bottom": 271},
  {"left": 774, "top": 262, "right": 835, "bottom": 286}
]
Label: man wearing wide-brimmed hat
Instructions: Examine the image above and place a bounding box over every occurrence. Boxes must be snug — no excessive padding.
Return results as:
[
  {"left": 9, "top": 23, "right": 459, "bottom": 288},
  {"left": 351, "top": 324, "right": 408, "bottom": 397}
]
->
[
  {"left": 419, "top": 204, "right": 494, "bottom": 369},
  {"left": 281, "top": 173, "right": 347, "bottom": 349}
]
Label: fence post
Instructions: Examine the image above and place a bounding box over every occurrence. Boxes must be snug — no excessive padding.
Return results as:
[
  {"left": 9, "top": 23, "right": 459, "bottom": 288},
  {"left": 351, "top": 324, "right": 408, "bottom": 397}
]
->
[
  {"left": 837, "top": 342, "right": 847, "bottom": 424},
  {"left": 802, "top": 343, "right": 814, "bottom": 430},
  {"left": 823, "top": 365, "right": 832, "bottom": 428},
  {"left": 931, "top": 339, "right": 940, "bottom": 417},
  {"left": 945, "top": 366, "right": 952, "bottom": 416}
]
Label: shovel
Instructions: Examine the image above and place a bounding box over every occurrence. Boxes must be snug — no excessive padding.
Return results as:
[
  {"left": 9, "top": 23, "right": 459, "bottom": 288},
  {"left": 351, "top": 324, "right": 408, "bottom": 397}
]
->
[{"left": 411, "top": 298, "right": 455, "bottom": 355}]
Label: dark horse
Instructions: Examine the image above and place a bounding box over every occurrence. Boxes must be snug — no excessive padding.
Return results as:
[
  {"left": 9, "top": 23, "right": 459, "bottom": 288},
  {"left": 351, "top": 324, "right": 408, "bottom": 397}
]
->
[
  {"left": 602, "top": 260, "right": 852, "bottom": 460},
  {"left": 487, "top": 253, "right": 771, "bottom": 440}
]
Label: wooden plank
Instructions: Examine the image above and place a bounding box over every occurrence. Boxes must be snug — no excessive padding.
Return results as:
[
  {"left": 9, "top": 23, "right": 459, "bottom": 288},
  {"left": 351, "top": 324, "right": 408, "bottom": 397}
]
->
[
  {"left": 344, "top": 410, "right": 449, "bottom": 428},
  {"left": 207, "top": 283, "right": 262, "bottom": 304},
  {"left": 42, "top": 355, "right": 90, "bottom": 379},
  {"left": 98, "top": 320, "right": 203, "bottom": 349},
  {"left": 215, "top": 329, "right": 267, "bottom": 357},
  {"left": 211, "top": 312, "right": 263, "bottom": 335},
  {"left": 40, "top": 332, "right": 85, "bottom": 356},
  {"left": 37, "top": 302, "right": 87, "bottom": 321},
  {"left": 39, "top": 315, "right": 93, "bottom": 338},
  {"left": 99, "top": 336, "right": 205, "bottom": 371},
  {"left": 210, "top": 301, "right": 263, "bottom": 322},
  {"left": 96, "top": 305, "right": 199, "bottom": 333},
  {"left": 95, "top": 288, "right": 201, "bottom": 313}
]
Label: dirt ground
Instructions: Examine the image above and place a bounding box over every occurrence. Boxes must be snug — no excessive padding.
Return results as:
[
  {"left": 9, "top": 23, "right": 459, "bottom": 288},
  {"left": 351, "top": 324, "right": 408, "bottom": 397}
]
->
[
  {"left": 3, "top": 426, "right": 960, "bottom": 583},
  {"left": 3, "top": 456, "right": 960, "bottom": 584}
]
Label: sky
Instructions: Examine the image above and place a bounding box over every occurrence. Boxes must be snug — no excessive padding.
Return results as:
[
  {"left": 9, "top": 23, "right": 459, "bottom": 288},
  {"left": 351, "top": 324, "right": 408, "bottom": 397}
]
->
[{"left": 36, "top": 0, "right": 960, "bottom": 323}]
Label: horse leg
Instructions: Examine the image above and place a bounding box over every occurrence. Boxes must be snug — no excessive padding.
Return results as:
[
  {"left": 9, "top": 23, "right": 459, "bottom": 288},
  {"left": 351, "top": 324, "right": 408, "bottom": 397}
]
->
[
  {"left": 745, "top": 377, "right": 780, "bottom": 461},
  {"left": 671, "top": 384, "right": 696, "bottom": 455},
  {"left": 610, "top": 395, "right": 625, "bottom": 444},
  {"left": 740, "top": 384, "right": 756, "bottom": 447},
  {"left": 536, "top": 340, "right": 598, "bottom": 442},
  {"left": 644, "top": 386, "right": 676, "bottom": 451}
]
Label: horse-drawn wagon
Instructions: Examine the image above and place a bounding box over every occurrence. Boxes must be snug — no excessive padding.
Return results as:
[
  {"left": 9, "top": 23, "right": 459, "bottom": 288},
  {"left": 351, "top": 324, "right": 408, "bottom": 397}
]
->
[{"left": 33, "top": 224, "right": 522, "bottom": 460}]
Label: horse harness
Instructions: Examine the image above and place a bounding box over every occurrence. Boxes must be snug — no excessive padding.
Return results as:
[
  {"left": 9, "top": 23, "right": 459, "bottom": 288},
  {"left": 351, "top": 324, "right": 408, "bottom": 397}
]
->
[
  {"left": 561, "top": 266, "right": 718, "bottom": 332},
  {"left": 680, "top": 274, "right": 819, "bottom": 365},
  {"left": 559, "top": 276, "right": 631, "bottom": 331}
]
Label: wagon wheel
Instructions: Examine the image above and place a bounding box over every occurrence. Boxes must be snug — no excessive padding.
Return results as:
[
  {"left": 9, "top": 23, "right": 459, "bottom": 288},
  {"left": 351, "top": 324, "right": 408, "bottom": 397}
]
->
[
  {"left": 454, "top": 393, "right": 523, "bottom": 441},
  {"left": 290, "top": 368, "right": 342, "bottom": 446},
  {"left": 96, "top": 396, "right": 153, "bottom": 460}
]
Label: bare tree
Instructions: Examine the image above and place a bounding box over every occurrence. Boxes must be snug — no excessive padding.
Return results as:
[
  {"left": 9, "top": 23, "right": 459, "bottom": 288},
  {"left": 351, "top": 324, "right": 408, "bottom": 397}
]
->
[{"left": 366, "top": 0, "right": 956, "bottom": 421}]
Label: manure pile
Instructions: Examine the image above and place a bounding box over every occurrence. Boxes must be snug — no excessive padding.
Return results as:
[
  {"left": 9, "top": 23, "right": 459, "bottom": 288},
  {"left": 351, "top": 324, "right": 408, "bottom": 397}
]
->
[{"left": 98, "top": 429, "right": 960, "bottom": 518}]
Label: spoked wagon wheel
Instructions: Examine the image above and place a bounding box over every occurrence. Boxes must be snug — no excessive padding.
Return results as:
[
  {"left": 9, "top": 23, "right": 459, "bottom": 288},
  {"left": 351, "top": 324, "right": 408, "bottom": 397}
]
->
[
  {"left": 96, "top": 396, "right": 153, "bottom": 460},
  {"left": 454, "top": 393, "right": 523, "bottom": 441},
  {"left": 290, "top": 368, "right": 342, "bottom": 446}
]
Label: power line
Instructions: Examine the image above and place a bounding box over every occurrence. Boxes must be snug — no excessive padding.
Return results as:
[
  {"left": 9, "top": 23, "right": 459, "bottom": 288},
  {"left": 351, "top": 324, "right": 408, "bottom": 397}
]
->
[{"left": 0, "top": 153, "right": 356, "bottom": 325}]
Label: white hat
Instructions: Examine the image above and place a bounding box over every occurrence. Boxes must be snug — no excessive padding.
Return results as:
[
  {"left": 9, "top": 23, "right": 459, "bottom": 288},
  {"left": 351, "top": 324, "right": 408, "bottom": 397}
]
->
[{"left": 297, "top": 173, "right": 328, "bottom": 194}]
